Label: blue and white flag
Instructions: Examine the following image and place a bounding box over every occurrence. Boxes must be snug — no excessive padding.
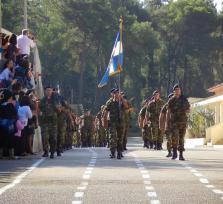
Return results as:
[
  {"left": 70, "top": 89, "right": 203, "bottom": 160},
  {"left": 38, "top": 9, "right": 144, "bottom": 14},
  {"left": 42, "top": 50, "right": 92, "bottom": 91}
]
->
[{"left": 98, "top": 31, "right": 123, "bottom": 88}]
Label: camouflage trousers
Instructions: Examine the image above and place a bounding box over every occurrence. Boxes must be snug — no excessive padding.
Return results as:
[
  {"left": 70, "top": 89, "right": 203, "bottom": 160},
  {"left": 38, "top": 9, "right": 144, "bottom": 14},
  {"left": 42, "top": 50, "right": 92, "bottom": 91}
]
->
[
  {"left": 57, "top": 124, "right": 66, "bottom": 152},
  {"left": 165, "top": 130, "right": 172, "bottom": 151},
  {"left": 171, "top": 122, "right": 187, "bottom": 151},
  {"left": 81, "top": 128, "right": 92, "bottom": 147},
  {"left": 151, "top": 123, "right": 163, "bottom": 144},
  {"left": 122, "top": 122, "right": 129, "bottom": 150},
  {"left": 41, "top": 120, "right": 57, "bottom": 153},
  {"left": 142, "top": 125, "right": 152, "bottom": 144},
  {"left": 97, "top": 127, "right": 106, "bottom": 147},
  {"left": 109, "top": 123, "right": 123, "bottom": 153},
  {"left": 73, "top": 131, "right": 81, "bottom": 147}
]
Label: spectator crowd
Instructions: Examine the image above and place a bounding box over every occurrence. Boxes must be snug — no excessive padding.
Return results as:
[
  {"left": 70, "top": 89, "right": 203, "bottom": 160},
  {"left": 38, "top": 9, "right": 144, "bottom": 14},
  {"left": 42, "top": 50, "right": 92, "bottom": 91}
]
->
[{"left": 0, "top": 29, "right": 39, "bottom": 159}]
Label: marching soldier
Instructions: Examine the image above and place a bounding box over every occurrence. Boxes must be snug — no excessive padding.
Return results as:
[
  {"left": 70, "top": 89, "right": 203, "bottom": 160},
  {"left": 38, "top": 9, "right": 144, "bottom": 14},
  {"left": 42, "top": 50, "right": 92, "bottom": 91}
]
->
[
  {"left": 40, "top": 86, "right": 60, "bottom": 159},
  {"left": 159, "top": 93, "right": 174, "bottom": 157},
  {"left": 146, "top": 90, "right": 165, "bottom": 150},
  {"left": 166, "top": 84, "right": 190, "bottom": 160},
  {"left": 103, "top": 89, "right": 128, "bottom": 159}
]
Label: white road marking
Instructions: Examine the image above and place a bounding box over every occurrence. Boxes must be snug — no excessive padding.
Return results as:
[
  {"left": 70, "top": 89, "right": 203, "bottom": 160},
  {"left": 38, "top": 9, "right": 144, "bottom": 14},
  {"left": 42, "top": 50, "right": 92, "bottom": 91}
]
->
[
  {"left": 213, "top": 189, "right": 223, "bottom": 194},
  {"left": 85, "top": 171, "right": 92, "bottom": 174},
  {"left": 141, "top": 170, "right": 149, "bottom": 174},
  {"left": 72, "top": 201, "right": 82, "bottom": 204},
  {"left": 80, "top": 182, "right": 88, "bottom": 186},
  {"left": 190, "top": 169, "right": 198, "bottom": 173},
  {"left": 142, "top": 174, "right": 150, "bottom": 179},
  {"left": 151, "top": 200, "right": 161, "bottom": 204},
  {"left": 200, "top": 178, "right": 209, "bottom": 184},
  {"left": 144, "top": 180, "right": 151, "bottom": 185},
  {"left": 0, "top": 158, "right": 45, "bottom": 195},
  {"left": 86, "top": 167, "right": 93, "bottom": 171},
  {"left": 221, "top": 197, "right": 223, "bottom": 200},
  {"left": 83, "top": 175, "right": 90, "bottom": 180},
  {"left": 194, "top": 173, "right": 203, "bottom": 177},
  {"left": 77, "top": 186, "right": 87, "bottom": 190},
  {"left": 74, "top": 192, "right": 84, "bottom": 198},
  {"left": 206, "top": 185, "right": 214, "bottom": 188},
  {"left": 145, "top": 186, "right": 155, "bottom": 191},
  {"left": 139, "top": 167, "right": 146, "bottom": 170},
  {"left": 147, "top": 192, "right": 157, "bottom": 197}
]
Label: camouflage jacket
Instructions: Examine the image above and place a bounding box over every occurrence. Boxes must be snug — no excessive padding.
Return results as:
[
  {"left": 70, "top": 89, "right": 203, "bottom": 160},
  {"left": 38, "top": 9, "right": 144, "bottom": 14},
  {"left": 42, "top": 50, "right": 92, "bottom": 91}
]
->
[
  {"left": 40, "top": 95, "right": 59, "bottom": 120},
  {"left": 147, "top": 99, "right": 165, "bottom": 123},
  {"left": 167, "top": 95, "right": 190, "bottom": 124}
]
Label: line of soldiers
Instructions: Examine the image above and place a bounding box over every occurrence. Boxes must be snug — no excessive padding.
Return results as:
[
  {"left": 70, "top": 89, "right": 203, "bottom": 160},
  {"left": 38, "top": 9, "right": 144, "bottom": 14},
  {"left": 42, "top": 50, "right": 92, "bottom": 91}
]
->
[
  {"left": 138, "top": 84, "right": 190, "bottom": 160},
  {"left": 39, "top": 86, "right": 76, "bottom": 159},
  {"left": 39, "top": 86, "right": 132, "bottom": 159}
]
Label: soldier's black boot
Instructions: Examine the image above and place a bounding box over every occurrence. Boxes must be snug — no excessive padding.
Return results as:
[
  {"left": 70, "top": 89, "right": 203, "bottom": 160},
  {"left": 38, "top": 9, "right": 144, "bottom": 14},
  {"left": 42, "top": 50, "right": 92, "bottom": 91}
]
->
[
  {"left": 117, "top": 152, "right": 121, "bottom": 160},
  {"left": 157, "top": 143, "right": 161, "bottom": 150},
  {"left": 153, "top": 142, "right": 157, "bottom": 150},
  {"left": 171, "top": 148, "right": 178, "bottom": 160},
  {"left": 149, "top": 142, "right": 153, "bottom": 149},
  {"left": 57, "top": 151, "right": 61, "bottom": 157},
  {"left": 166, "top": 150, "right": 172, "bottom": 157},
  {"left": 50, "top": 152, "right": 54, "bottom": 159},
  {"left": 110, "top": 151, "right": 115, "bottom": 159},
  {"left": 179, "top": 151, "right": 185, "bottom": 161},
  {"left": 42, "top": 151, "right": 49, "bottom": 157}
]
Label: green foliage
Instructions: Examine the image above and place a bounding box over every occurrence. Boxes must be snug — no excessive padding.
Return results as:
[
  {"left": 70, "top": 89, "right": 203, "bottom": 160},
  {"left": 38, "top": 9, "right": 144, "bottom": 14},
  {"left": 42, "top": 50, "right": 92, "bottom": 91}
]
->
[
  {"left": 2, "top": 0, "right": 223, "bottom": 113},
  {"left": 188, "top": 106, "right": 215, "bottom": 138}
]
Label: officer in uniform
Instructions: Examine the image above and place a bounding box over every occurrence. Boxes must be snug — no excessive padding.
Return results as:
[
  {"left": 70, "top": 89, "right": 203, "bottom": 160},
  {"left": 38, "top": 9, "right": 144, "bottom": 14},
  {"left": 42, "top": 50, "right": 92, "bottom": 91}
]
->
[
  {"left": 146, "top": 90, "right": 165, "bottom": 150},
  {"left": 166, "top": 84, "right": 190, "bottom": 160},
  {"left": 103, "top": 89, "right": 128, "bottom": 159},
  {"left": 40, "top": 86, "right": 60, "bottom": 159}
]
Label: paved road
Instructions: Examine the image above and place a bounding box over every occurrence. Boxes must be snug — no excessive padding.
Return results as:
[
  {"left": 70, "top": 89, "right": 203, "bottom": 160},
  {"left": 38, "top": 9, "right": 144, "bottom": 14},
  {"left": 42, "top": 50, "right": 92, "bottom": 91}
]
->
[{"left": 0, "top": 137, "right": 223, "bottom": 204}]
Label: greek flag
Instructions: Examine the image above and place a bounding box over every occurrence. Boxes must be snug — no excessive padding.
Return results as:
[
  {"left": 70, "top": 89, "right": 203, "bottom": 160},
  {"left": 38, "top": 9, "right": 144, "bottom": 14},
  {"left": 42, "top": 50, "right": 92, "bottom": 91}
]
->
[{"left": 98, "top": 31, "right": 123, "bottom": 88}]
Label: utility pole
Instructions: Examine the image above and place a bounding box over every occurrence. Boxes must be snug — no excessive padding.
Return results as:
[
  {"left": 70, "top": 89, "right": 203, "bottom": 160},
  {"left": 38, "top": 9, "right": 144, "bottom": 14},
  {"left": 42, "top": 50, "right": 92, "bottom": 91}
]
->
[{"left": 24, "top": 0, "right": 28, "bottom": 29}]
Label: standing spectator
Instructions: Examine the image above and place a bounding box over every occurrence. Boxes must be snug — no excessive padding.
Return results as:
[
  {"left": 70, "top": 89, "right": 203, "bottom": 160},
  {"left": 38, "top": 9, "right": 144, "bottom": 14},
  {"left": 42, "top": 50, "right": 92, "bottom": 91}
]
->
[
  {"left": 15, "top": 95, "right": 32, "bottom": 156},
  {"left": 5, "top": 33, "right": 19, "bottom": 63},
  {"left": 0, "top": 90, "right": 17, "bottom": 159},
  {"left": 17, "top": 29, "right": 35, "bottom": 64},
  {"left": 0, "top": 59, "right": 16, "bottom": 88}
]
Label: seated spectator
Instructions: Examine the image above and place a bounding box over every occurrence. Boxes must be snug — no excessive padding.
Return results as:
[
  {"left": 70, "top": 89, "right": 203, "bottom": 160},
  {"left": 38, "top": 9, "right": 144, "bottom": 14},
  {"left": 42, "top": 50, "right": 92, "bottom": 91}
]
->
[
  {"left": 17, "top": 29, "right": 35, "bottom": 64},
  {"left": 0, "top": 89, "right": 17, "bottom": 159},
  {"left": 0, "top": 59, "right": 16, "bottom": 88},
  {"left": 5, "top": 33, "right": 19, "bottom": 63}
]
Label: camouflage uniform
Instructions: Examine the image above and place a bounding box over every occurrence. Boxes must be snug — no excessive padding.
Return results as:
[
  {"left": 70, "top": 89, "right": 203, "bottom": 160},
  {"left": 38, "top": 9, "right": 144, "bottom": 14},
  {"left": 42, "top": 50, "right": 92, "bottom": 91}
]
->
[
  {"left": 167, "top": 95, "right": 190, "bottom": 152},
  {"left": 82, "top": 114, "right": 94, "bottom": 147},
  {"left": 139, "top": 105, "right": 152, "bottom": 148},
  {"left": 65, "top": 111, "right": 75, "bottom": 149},
  {"left": 147, "top": 99, "right": 165, "bottom": 149},
  {"left": 57, "top": 109, "right": 67, "bottom": 153},
  {"left": 95, "top": 110, "right": 106, "bottom": 147},
  {"left": 105, "top": 98, "right": 123, "bottom": 157},
  {"left": 39, "top": 95, "right": 58, "bottom": 155},
  {"left": 160, "top": 103, "right": 172, "bottom": 152},
  {"left": 122, "top": 109, "right": 130, "bottom": 150}
]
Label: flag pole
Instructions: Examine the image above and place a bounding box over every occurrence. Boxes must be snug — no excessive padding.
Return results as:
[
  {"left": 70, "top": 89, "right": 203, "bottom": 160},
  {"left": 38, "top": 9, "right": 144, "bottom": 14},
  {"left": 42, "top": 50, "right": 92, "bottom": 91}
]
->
[{"left": 118, "top": 16, "right": 123, "bottom": 116}]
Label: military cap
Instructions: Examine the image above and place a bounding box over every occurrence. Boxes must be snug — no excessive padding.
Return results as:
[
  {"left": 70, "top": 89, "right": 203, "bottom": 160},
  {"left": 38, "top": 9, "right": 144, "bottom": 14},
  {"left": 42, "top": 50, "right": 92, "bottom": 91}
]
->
[
  {"left": 153, "top": 90, "right": 159, "bottom": 96},
  {"left": 173, "top": 84, "right": 180, "bottom": 91},
  {"left": 113, "top": 88, "right": 119, "bottom": 93},
  {"left": 168, "top": 93, "right": 174, "bottom": 98},
  {"left": 110, "top": 88, "right": 116, "bottom": 93}
]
